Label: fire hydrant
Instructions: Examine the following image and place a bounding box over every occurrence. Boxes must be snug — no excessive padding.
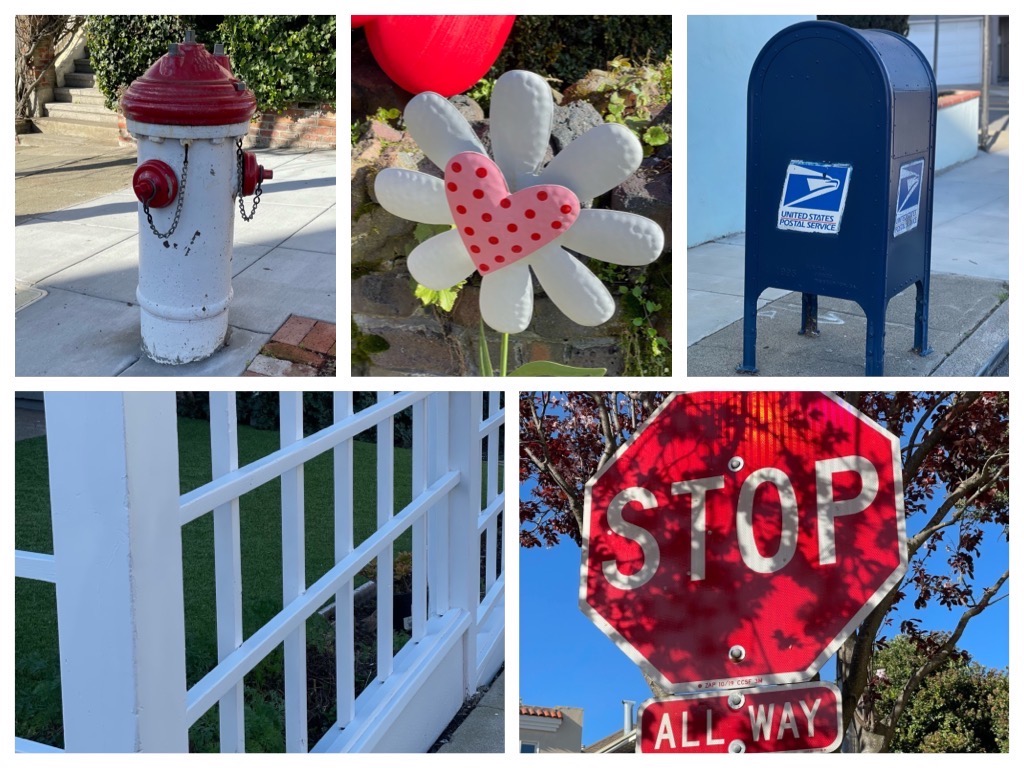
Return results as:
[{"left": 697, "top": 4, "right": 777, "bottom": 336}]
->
[{"left": 121, "top": 30, "right": 272, "bottom": 364}]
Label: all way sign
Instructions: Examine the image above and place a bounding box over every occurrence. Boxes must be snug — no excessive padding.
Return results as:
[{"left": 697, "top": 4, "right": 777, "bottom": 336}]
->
[{"left": 637, "top": 682, "right": 842, "bottom": 754}]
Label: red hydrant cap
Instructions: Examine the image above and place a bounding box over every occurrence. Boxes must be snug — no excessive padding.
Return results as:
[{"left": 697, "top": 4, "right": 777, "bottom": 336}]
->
[{"left": 121, "top": 35, "right": 257, "bottom": 126}]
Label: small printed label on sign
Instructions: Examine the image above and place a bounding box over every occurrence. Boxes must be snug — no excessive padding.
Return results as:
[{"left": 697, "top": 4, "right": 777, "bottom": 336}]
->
[
  {"left": 696, "top": 677, "right": 765, "bottom": 690},
  {"left": 777, "top": 160, "right": 852, "bottom": 235},
  {"left": 894, "top": 159, "right": 924, "bottom": 237}
]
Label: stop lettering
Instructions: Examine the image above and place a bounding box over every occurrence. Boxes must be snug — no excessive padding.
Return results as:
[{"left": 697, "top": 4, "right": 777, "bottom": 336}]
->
[{"left": 580, "top": 392, "right": 907, "bottom": 691}]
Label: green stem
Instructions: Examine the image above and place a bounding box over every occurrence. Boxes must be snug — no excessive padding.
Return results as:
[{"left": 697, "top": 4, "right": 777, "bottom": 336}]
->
[{"left": 500, "top": 333, "right": 509, "bottom": 377}]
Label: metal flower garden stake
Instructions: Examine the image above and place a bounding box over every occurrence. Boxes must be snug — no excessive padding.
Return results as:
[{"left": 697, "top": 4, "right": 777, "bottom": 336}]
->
[{"left": 375, "top": 70, "right": 666, "bottom": 375}]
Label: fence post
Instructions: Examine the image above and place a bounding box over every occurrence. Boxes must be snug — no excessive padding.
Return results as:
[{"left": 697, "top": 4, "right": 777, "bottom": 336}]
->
[
  {"left": 45, "top": 392, "right": 188, "bottom": 752},
  {"left": 210, "top": 392, "right": 245, "bottom": 752},
  {"left": 447, "top": 392, "right": 483, "bottom": 695}
]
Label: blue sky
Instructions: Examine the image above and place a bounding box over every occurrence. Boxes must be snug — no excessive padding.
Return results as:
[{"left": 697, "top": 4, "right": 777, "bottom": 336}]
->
[{"left": 518, "top": 397, "right": 1009, "bottom": 746}]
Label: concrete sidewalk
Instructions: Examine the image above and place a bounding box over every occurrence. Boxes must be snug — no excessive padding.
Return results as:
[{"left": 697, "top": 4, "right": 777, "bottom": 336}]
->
[
  {"left": 436, "top": 669, "right": 505, "bottom": 753},
  {"left": 688, "top": 138, "right": 1009, "bottom": 377},
  {"left": 15, "top": 134, "right": 336, "bottom": 377}
]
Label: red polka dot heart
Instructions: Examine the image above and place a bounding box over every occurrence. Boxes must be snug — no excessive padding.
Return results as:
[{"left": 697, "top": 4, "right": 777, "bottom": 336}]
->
[{"left": 444, "top": 151, "right": 580, "bottom": 274}]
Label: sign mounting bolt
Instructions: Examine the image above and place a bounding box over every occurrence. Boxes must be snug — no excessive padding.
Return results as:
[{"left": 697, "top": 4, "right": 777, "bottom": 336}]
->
[
  {"left": 728, "top": 456, "right": 744, "bottom": 471},
  {"left": 729, "top": 739, "right": 746, "bottom": 753},
  {"left": 729, "top": 644, "right": 746, "bottom": 662},
  {"left": 727, "top": 692, "right": 745, "bottom": 710}
]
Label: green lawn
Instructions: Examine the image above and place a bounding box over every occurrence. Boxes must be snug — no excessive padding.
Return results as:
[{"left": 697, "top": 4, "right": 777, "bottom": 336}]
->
[{"left": 15, "top": 417, "right": 414, "bottom": 752}]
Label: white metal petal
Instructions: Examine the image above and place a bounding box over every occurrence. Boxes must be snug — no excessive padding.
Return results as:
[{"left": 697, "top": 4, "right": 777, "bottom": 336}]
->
[
  {"left": 406, "top": 229, "right": 475, "bottom": 291},
  {"left": 479, "top": 262, "right": 533, "bottom": 334},
  {"left": 403, "top": 92, "right": 486, "bottom": 170},
  {"left": 533, "top": 123, "right": 642, "bottom": 202},
  {"left": 375, "top": 169, "right": 454, "bottom": 225},
  {"left": 528, "top": 244, "right": 615, "bottom": 327},
  {"left": 489, "top": 71, "right": 553, "bottom": 191},
  {"left": 559, "top": 209, "right": 664, "bottom": 265}
]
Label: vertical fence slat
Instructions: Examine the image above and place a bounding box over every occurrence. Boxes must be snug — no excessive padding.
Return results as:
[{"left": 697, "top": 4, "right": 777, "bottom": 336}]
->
[
  {"left": 411, "top": 398, "right": 427, "bottom": 641},
  {"left": 47, "top": 392, "right": 188, "bottom": 752},
  {"left": 448, "top": 392, "right": 483, "bottom": 694},
  {"left": 376, "top": 391, "right": 394, "bottom": 681},
  {"left": 485, "top": 393, "right": 499, "bottom": 591},
  {"left": 333, "top": 392, "right": 355, "bottom": 726},
  {"left": 279, "top": 393, "right": 308, "bottom": 752},
  {"left": 427, "top": 392, "right": 450, "bottom": 617},
  {"left": 210, "top": 393, "right": 245, "bottom": 752}
]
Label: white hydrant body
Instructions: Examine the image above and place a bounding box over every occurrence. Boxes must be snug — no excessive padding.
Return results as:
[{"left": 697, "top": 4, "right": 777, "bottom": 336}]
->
[
  {"left": 128, "top": 121, "right": 246, "bottom": 363},
  {"left": 121, "top": 33, "right": 270, "bottom": 364}
]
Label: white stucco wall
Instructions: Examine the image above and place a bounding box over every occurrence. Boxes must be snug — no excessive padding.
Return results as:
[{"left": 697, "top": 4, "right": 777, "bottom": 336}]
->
[
  {"left": 935, "top": 96, "right": 979, "bottom": 170},
  {"left": 687, "top": 15, "right": 813, "bottom": 247}
]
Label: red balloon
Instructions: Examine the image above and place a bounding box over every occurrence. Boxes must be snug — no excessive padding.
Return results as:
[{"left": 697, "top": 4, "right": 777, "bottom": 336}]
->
[{"left": 363, "top": 15, "right": 516, "bottom": 97}]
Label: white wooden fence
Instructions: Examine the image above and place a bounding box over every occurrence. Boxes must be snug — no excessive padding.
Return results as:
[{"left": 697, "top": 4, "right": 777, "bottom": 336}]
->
[{"left": 14, "top": 391, "right": 505, "bottom": 753}]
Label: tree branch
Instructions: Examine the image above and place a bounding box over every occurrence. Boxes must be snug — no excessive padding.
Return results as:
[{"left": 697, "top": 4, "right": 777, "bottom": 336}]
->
[
  {"left": 902, "top": 392, "right": 983, "bottom": 481},
  {"left": 588, "top": 392, "right": 619, "bottom": 473}
]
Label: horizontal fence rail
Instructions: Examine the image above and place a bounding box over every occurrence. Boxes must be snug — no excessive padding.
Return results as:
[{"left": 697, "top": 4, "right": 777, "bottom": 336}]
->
[{"left": 15, "top": 391, "right": 505, "bottom": 754}]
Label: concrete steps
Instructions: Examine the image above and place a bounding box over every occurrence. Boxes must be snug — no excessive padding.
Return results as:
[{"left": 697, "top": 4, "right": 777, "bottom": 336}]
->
[
  {"left": 37, "top": 54, "right": 121, "bottom": 145},
  {"left": 32, "top": 116, "right": 120, "bottom": 143},
  {"left": 53, "top": 86, "right": 107, "bottom": 107}
]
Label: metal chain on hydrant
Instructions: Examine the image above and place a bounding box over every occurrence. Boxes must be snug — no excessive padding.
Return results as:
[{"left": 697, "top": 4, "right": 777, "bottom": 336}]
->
[
  {"left": 143, "top": 143, "right": 188, "bottom": 239},
  {"left": 237, "top": 138, "right": 262, "bottom": 221}
]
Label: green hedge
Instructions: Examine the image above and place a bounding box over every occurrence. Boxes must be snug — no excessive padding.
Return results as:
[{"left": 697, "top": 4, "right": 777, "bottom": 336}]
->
[
  {"left": 86, "top": 15, "right": 335, "bottom": 114},
  {"left": 217, "top": 16, "right": 335, "bottom": 113},
  {"left": 87, "top": 15, "right": 200, "bottom": 110},
  {"left": 490, "top": 15, "right": 671, "bottom": 87}
]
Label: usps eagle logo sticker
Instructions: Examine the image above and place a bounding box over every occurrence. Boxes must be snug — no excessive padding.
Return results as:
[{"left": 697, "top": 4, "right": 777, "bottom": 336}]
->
[
  {"left": 777, "top": 160, "right": 852, "bottom": 234},
  {"left": 894, "top": 159, "right": 924, "bottom": 237}
]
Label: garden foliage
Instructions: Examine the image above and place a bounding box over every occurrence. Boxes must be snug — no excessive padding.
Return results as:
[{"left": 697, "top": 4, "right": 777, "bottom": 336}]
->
[{"left": 87, "top": 15, "right": 335, "bottom": 113}]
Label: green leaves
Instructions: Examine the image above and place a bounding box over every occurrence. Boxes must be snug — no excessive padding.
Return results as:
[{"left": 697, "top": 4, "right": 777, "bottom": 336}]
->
[
  {"left": 219, "top": 16, "right": 336, "bottom": 113},
  {"left": 508, "top": 361, "right": 606, "bottom": 377},
  {"left": 414, "top": 282, "right": 464, "bottom": 312},
  {"left": 643, "top": 125, "right": 669, "bottom": 146},
  {"left": 86, "top": 16, "right": 336, "bottom": 115}
]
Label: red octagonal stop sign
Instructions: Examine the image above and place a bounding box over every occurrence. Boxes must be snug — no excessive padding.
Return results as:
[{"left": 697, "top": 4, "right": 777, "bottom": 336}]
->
[{"left": 580, "top": 392, "right": 907, "bottom": 692}]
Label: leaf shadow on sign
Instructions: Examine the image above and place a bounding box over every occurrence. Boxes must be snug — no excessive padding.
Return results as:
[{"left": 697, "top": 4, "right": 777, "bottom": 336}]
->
[{"left": 585, "top": 391, "right": 901, "bottom": 687}]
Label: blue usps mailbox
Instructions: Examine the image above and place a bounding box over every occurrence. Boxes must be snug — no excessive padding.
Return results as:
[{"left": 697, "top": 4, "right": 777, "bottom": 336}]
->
[{"left": 739, "top": 21, "right": 936, "bottom": 376}]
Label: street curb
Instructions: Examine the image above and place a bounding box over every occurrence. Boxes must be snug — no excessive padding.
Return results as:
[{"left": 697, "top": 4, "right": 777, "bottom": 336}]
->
[
  {"left": 977, "top": 340, "right": 1009, "bottom": 377},
  {"left": 931, "top": 297, "right": 1009, "bottom": 378}
]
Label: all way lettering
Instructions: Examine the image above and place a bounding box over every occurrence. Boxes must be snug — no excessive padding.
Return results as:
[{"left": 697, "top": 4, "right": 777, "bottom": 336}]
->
[{"left": 638, "top": 683, "right": 842, "bottom": 754}]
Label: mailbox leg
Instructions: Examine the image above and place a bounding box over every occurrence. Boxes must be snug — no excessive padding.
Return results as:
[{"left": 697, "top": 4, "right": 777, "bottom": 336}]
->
[
  {"left": 913, "top": 278, "right": 933, "bottom": 356},
  {"left": 864, "top": 300, "right": 888, "bottom": 376},
  {"left": 799, "top": 293, "right": 820, "bottom": 336},
  {"left": 737, "top": 290, "right": 760, "bottom": 374}
]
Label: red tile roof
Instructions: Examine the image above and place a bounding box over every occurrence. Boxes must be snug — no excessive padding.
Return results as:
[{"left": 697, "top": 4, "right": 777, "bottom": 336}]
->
[{"left": 520, "top": 705, "right": 563, "bottom": 719}]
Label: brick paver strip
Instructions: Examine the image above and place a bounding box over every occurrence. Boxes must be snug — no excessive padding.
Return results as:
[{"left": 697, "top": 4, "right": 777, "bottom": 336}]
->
[
  {"left": 247, "top": 355, "right": 297, "bottom": 377},
  {"left": 282, "top": 362, "right": 319, "bottom": 376},
  {"left": 272, "top": 315, "right": 317, "bottom": 346},
  {"left": 262, "top": 340, "right": 324, "bottom": 367},
  {"left": 300, "top": 321, "right": 336, "bottom": 354}
]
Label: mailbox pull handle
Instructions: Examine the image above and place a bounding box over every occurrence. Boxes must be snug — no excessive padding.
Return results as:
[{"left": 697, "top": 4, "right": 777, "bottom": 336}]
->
[{"left": 143, "top": 143, "right": 189, "bottom": 240}]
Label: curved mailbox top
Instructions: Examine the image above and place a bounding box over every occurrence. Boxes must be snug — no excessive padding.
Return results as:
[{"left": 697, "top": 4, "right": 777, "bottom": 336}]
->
[
  {"left": 121, "top": 37, "right": 257, "bottom": 127},
  {"left": 750, "top": 21, "right": 934, "bottom": 100}
]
